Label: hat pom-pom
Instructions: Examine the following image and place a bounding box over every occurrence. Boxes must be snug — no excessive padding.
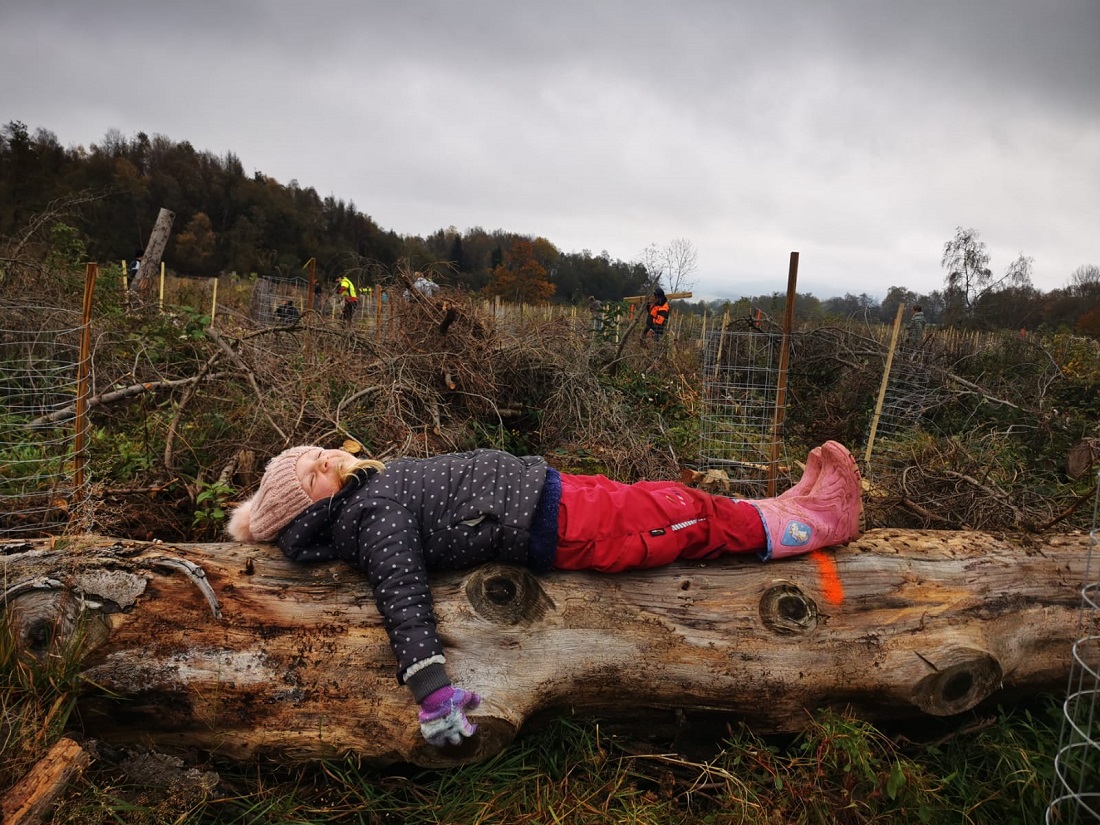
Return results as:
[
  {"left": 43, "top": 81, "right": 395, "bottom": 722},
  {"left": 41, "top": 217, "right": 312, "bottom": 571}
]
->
[{"left": 227, "top": 497, "right": 256, "bottom": 542}]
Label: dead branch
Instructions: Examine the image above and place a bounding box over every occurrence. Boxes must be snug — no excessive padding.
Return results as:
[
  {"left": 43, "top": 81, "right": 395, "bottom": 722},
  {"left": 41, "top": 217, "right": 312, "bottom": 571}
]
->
[
  {"left": 942, "top": 469, "right": 1032, "bottom": 529},
  {"left": 204, "top": 326, "right": 287, "bottom": 443},
  {"left": 900, "top": 497, "right": 955, "bottom": 526},
  {"left": 163, "top": 350, "right": 226, "bottom": 472},
  {"left": 1034, "top": 481, "right": 1099, "bottom": 531},
  {"left": 6, "top": 191, "right": 104, "bottom": 263},
  {"left": 936, "top": 369, "right": 1023, "bottom": 410},
  {"left": 28, "top": 374, "right": 224, "bottom": 426},
  {"left": 1, "top": 737, "right": 91, "bottom": 825}
]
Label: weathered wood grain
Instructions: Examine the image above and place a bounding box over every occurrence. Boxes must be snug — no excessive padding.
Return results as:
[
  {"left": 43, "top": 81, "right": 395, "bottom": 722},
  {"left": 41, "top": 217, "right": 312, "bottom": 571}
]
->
[{"left": 0, "top": 530, "right": 1088, "bottom": 767}]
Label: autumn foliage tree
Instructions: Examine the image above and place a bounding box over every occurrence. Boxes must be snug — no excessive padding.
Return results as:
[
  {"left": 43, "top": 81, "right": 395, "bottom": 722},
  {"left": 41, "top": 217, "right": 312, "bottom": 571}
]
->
[
  {"left": 173, "top": 211, "right": 217, "bottom": 275},
  {"left": 486, "top": 238, "right": 556, "bottom": 303}
]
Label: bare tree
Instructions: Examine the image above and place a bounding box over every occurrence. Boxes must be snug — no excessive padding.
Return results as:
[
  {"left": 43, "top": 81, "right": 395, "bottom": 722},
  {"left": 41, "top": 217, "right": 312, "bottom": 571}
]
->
[
  {"left": 1069, "top": 264, "right": 1100, "bottom": 296},
  {"left": 1003, "top": 253, "right": 1034, "bottom": 289},
  {"left": 941, "top": 227, "right": 1033, "bottom": 325},
  {"left": 639, "top": 238, "right": 698, "bottom": 294}
]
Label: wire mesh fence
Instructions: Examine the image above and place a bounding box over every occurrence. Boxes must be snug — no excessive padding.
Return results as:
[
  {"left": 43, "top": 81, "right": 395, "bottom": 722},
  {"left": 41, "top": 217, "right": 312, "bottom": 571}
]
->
[
  {"left": 1048, "top": 470, "right": 1100, "bottom": 823},
  {"left": 0, "top": 303, "right": 90, "bottom": 537},
  {"left": 698, "top": 325, "right": 791, "bottom": 497},
  {"left": 861, "top": 340, "right": 940, "bottom": 486}
]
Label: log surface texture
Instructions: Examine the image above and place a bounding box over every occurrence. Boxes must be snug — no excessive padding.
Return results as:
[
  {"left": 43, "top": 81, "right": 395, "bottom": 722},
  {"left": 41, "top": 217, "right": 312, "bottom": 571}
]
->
[{"left": 0, "top": 529, "right": 1088, "bottom": 767}]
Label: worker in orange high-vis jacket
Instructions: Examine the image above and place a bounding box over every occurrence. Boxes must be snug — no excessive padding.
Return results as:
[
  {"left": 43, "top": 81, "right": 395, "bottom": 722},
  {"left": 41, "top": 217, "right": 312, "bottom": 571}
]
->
[{"left": 642, "top": 287, "right": 670, "bottom": 343}]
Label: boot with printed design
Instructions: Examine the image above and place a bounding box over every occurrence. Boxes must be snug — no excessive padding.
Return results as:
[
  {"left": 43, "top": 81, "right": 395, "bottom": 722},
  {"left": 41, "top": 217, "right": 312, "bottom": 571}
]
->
[{"left": 749, "top": 441, "right": 862, "bottom": 560}]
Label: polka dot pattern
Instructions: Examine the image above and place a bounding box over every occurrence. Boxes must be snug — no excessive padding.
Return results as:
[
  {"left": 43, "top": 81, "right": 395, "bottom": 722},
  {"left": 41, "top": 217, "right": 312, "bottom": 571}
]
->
[{"left": 278, "top": 450, "right": 548, "bottom": 680}]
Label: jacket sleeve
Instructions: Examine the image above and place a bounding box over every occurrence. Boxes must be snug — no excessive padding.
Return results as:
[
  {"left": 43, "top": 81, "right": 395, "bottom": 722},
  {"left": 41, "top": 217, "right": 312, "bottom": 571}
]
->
[{"left": 355, "top": 499, "right": 450, "bottom": 700}]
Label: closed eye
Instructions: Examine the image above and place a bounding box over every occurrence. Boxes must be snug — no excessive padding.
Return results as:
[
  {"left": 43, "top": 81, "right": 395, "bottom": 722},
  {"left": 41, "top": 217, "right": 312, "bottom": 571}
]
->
[{"left": 311, "top": 449, "right": 324, "bottom": 493}]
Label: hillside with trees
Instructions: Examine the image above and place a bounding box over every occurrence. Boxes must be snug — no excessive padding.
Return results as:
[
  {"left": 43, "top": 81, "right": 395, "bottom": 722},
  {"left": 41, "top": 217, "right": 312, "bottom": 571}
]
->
[
  {"left": 3, "top": 120, "right": 1098, "bottom": 334},
  {"left": 0, "top": 121, "right": 647, "bottom": 303}
]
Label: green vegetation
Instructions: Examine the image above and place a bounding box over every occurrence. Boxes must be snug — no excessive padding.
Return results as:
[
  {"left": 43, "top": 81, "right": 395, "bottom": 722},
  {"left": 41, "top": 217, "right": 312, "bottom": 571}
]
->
[
  {"left": 192, "top": 478, "right": 235, "bottom": 537},
  {"left": 0, "top": 609, "right": 88, "bottom": 798}
]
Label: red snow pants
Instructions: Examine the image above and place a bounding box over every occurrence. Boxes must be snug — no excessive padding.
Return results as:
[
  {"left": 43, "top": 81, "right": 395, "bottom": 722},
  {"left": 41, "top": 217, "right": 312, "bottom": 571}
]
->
[{"left": 553, "top": 473, "right": 766, "bottom": 573}]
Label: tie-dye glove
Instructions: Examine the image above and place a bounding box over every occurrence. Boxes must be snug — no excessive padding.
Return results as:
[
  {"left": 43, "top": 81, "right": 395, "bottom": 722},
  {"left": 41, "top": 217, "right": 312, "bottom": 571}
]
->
[{"left": 418, "top": 685, "right": 481, "bottom": 747}]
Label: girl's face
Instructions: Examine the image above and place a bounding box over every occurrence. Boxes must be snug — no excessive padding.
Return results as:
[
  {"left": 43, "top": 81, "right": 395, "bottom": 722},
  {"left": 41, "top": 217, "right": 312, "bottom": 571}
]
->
[{"left": 295, "top": 448, "right": 357, "bottom": 502}]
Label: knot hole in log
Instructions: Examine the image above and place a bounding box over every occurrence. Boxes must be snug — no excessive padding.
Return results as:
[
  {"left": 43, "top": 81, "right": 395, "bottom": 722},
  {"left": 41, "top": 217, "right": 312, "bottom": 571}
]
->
[
  {"left": 911, "top": 647, "right": 1003, "bottom": 716},
  {"left": 3, "top": 590, "right": 111, "bottom": 663},
  {"left": 465, "top": 565, "right": 555, "bottom": 626},
  {"left": 759, "top": 582, "right": 818, "bottom": 636}
]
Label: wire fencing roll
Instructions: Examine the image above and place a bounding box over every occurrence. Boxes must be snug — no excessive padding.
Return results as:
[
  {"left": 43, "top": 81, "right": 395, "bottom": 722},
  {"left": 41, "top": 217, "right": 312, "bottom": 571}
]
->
[
  {"left": 0, "top": 303, "right": 90, "bottom": 537},
  {"left": 1048, "top": 469, "right": 1100, "bottom": 823}
]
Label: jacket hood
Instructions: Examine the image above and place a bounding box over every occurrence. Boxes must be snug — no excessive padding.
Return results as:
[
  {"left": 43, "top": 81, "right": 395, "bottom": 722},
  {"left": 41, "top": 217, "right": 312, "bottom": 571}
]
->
[{"left": 276, "top": 469, "right": 375, "bottom": 562}]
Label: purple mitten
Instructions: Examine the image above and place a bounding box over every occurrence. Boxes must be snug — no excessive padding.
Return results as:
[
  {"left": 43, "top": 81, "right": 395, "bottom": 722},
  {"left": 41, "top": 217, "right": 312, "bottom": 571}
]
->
[{"left": 418, "top": 685, "right": 482, "bottom": 747}]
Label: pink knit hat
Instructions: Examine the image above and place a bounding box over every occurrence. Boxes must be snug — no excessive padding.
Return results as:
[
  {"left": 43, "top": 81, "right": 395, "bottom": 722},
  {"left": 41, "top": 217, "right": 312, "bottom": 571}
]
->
[{"left": 227, "top": 445, "right": 318, "bottom": 542}]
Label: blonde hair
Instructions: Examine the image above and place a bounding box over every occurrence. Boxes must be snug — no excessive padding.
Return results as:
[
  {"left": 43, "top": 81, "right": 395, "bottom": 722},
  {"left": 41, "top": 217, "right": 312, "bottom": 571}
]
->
[{"left": 339, "top": 457, "right": 385, "bottom": 485}]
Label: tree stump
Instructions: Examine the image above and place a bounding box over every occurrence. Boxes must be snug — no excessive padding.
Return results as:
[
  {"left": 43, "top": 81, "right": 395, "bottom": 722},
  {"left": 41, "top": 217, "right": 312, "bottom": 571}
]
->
[{"left": 0, "top": 530, "right": 1090, "bottom": 767}]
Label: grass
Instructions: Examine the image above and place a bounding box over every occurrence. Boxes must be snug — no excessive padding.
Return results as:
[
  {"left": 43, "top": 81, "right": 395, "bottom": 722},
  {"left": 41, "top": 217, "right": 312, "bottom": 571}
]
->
[
  {"left": 0, "top": 608, "right": 86, "bottom": 793},
  {"left": 24, "top": 698, "right": 1060, "bottom": 824}
]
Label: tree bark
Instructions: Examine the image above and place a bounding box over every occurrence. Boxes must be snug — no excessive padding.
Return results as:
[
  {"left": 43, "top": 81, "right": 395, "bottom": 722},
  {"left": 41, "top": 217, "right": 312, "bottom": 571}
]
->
[{"left": 0, "top": 530, "right": 1089, "bottom": 768}]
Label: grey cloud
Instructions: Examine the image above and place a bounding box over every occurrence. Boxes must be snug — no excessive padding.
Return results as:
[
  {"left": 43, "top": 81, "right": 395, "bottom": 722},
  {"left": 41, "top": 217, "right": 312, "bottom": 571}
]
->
[{"left": 0, "top": 0, "right": 1097, "bottom": 298}]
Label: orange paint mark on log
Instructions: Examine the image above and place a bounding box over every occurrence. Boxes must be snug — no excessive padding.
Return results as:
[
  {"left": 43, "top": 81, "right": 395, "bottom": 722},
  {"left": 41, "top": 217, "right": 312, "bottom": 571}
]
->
[{"left": 810, "top": 550, "right": 844, "bottom": 605}]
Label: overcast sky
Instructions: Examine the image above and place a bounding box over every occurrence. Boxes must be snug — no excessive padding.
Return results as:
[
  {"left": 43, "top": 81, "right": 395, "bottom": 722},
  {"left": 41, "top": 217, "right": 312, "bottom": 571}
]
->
[{"left": 2, "top": 1, "right": 1097, "bottom": 300}]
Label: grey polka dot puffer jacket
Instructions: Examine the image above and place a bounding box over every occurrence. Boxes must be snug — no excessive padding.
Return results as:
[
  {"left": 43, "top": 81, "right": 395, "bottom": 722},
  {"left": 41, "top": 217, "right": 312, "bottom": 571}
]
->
[{"left": 277, "top": 449, "right": 549, "bottom": 700}]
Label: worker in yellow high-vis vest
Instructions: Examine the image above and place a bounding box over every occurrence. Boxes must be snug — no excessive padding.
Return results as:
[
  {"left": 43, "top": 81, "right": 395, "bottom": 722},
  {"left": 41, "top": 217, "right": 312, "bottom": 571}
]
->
[{"left": 337, "top": 275, "right": 358, "bottom": 327}]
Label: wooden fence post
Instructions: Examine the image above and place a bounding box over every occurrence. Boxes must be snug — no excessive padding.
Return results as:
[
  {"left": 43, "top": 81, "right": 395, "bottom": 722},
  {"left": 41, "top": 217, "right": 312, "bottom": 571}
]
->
[
  {"left": 769, "top": 253, "right": 798, "bottom": 496},
  {"left": 864, "top": 303, "right": 907, "bottom": 466}
]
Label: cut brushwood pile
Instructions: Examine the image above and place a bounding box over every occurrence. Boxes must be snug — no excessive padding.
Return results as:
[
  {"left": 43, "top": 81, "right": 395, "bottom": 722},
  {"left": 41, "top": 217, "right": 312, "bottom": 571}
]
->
[{"left": 1, "top": 530, "right": 1088, "bottom": 768}]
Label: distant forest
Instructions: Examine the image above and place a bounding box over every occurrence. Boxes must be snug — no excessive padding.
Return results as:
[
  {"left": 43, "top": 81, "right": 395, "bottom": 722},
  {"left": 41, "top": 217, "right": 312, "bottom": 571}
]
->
[
  {"left": 2, "top": 120, "right": 1097, "bottom": 333},
  {"left": 0, "top": 121, "right": 647, "bottom": 306}
]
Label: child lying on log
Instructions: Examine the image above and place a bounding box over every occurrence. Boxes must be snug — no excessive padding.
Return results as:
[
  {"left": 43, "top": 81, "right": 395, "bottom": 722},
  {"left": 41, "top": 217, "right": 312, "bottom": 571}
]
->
[{"left": 227, "top": 441, "right": 862, "bottom": 748}]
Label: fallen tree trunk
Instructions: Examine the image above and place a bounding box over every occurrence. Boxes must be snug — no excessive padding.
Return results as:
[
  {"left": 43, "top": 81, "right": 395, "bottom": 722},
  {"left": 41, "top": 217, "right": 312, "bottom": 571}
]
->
[{"left": 0, "top": 530, "right": 1088, "bottom": 767}]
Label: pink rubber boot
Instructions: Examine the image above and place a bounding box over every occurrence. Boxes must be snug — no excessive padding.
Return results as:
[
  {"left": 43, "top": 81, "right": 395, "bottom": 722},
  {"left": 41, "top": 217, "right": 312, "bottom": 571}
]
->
[
  {"left": 749, "top": 441, "right": 862, "bottom": 560},
  {"left": 780, "top": 443, "right": 824, "bottom": 498}
]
